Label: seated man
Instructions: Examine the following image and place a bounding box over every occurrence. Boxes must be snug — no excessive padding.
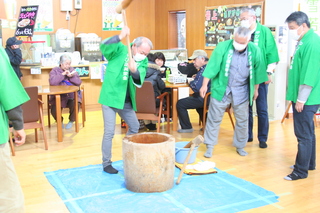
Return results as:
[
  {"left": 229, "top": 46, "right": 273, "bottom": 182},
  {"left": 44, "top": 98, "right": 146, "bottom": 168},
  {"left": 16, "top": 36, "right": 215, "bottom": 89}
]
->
[
  {"left": 176, "top": 50, "right": 211, "bottom": 133},
  {"left": 49, "top": 54, "right": 82, "bottom": 129}
]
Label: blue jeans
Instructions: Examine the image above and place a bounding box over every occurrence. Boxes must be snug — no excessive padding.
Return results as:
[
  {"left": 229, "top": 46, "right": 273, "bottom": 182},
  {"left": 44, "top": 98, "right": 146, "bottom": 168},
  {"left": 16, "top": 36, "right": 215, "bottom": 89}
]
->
[
  {"left": 292, "top": 102, "right": 319, "bottom": 178},
  {"left": 248, "top": 83, "right": 269, "bottom": 142}
]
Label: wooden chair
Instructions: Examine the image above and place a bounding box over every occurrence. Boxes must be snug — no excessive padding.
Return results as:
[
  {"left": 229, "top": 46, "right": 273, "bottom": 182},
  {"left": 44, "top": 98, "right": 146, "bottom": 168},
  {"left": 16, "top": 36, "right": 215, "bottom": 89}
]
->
[
  {"left": 9, "top": 86, "right": 48, "bottom": 156},
  {"left": 135, "top": 81, "right": 170, "bottom": 133},
  {"left": 47, "top": 85, "right": 86, "bottom": 127},
  {"left": 202, "top": 92, "right": 235, "bottom": 132}
]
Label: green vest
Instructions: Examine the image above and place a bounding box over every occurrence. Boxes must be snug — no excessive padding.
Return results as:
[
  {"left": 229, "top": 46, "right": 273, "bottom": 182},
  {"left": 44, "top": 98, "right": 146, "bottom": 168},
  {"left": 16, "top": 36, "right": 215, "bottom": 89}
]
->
[
  {"left": 99, "top": 38, "right": 147, "bottom": 110},
  {"left": 286, "top": 29, "right": 320, "bottom": 105},
  {"left": 203, "top": 40, "right": 268, "bottom": 106},
  {"left": 0, "top": 47, "right": 30, "bottom": 144}
]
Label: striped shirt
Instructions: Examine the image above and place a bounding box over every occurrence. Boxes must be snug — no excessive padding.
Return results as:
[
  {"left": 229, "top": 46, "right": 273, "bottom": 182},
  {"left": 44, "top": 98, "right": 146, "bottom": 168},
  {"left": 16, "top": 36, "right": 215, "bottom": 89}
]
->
[{"left": 222, "top": 48, "right": 250, "bottom": 105}]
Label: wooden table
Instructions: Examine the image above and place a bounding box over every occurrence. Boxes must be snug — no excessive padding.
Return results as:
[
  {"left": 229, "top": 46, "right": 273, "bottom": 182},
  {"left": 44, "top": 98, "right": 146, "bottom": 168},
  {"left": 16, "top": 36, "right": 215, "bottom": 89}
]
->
[
  {"left": 38, "top": 85, "right": 79, "bottom": 142},
  {"left": 165, "top": 82, "right": 189, "bottom": 131}
]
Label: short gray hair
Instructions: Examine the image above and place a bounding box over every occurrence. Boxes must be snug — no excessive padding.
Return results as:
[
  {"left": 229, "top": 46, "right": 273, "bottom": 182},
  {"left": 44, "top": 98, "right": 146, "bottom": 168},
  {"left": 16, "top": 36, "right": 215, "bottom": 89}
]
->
[
  {"left": 241, "top": 7, "right": 256, "bottom": 16},
  {"left": 196, "top": 55, "right": 209, "bottom": 61},
  {"left": 234, "top": 27, "right": 251, "bottom": 39},
  {"left": 59, "top": 54, "right": 72, "bottom": 65},
  {"left": 133, "top": 37, "right": 153, "bottom": 49}
]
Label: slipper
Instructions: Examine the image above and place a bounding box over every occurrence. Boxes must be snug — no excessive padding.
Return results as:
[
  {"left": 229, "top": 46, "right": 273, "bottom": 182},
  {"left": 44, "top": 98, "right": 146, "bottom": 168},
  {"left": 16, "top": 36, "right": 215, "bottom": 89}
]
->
[
  {"left": 284, "top": 172, "right": 304, "bottom": 181},
  {"left": 65, "top": 121, "right": 74, "bottom": 129},
  {"left": 236, "top": 148, "right": 248, "bottom": 156}
]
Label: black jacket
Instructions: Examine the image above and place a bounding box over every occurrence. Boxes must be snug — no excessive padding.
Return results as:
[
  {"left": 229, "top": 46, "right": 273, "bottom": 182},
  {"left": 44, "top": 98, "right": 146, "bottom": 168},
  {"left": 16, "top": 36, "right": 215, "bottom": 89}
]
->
[
  {"left": 5, "top": 46, "right": 23, "bottom": 79},
  {"left": 145, "top": 62, "right": 166, "bottom": 107}
]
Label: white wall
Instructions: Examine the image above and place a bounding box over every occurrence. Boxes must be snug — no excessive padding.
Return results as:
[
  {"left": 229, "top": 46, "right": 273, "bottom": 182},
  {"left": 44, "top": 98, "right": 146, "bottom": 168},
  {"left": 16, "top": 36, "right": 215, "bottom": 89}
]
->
[{"left": 264, "top": 0, "right": 298, "bottom": 120}]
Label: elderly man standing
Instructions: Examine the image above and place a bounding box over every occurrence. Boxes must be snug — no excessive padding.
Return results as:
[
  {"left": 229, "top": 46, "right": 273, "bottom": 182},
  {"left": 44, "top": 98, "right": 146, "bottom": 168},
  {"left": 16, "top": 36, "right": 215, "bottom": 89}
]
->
[
  {"left": 284, "top": 11, "right": 320, "bottom": 181},
  {"left": 200, "top": 27, "right": 268, "bottom": 157},
  {"left": 176, "top": 50, "right": 210, "bottom": 133},
  {"left": 240, "top": 8, "right": 280, "bottom": 148},
  {"left": 99, "top": 26, "right": 153, "bottom": 174}
]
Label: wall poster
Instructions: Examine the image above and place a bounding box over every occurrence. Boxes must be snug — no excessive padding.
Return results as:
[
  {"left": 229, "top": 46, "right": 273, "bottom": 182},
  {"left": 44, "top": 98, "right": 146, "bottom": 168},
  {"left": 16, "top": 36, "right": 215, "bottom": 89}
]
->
[
  {"left": 28, "top": 0, "right": 54, "bottom": 32},
  {"left": 205, "top": 2, "right": 264, "bottom": 49},
  {"left": 15, "top": 5, "right": 39, "bottom": 37},
  {"left": 300, "top": 0, "right": 320, "bottom": 35},
  {"left": 102, "top": 0, "right": 123, "bottom": 31}
]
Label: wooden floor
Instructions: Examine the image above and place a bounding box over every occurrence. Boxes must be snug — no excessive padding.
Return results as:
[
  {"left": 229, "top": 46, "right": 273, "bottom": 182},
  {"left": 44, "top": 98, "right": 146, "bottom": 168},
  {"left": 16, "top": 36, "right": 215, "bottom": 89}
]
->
[{"left": 11, "top": 108, "right": 320, "bottom": 213}]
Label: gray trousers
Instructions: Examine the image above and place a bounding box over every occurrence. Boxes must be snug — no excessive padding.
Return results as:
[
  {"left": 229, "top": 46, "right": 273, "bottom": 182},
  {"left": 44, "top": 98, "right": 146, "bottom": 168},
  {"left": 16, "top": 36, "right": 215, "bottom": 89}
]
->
[
  {"left": 204, "top": 94, "right": 249, "bottom": 149},
  {"left": 101, "top": 102, "right": 139, "bottom": 168}
]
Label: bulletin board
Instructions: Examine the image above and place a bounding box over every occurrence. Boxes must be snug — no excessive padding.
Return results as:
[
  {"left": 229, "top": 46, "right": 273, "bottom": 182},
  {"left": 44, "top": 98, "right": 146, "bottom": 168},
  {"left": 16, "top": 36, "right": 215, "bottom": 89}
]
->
[{"left": 205, "top": 2, "right": 264, "bottom": 49}]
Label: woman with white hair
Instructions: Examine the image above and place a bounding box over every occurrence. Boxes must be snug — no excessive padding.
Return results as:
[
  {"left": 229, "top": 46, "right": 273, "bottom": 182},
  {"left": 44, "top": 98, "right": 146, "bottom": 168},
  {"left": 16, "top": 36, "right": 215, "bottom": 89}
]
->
[{"left": 49, "top": 54, "right": 82, "bottom": 129}]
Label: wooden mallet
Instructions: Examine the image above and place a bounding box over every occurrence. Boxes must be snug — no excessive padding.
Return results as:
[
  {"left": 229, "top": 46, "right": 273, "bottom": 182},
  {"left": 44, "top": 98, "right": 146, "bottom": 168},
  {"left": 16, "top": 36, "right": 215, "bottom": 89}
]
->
[
  {"left": 176, "top": 135, "right": 204, "bottom": 185},
  {"left": 115, "top": 0, "right": 134, "bottom": 59}
]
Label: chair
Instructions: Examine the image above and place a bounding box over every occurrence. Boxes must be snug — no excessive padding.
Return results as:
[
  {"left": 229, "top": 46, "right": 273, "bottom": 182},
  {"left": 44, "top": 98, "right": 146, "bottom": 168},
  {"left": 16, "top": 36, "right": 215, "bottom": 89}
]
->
[
  {"left": 47, "top": 85, "right": 86, "bottom": 127},
  {"left": 9, "top": 86, "right": 48, "bottom": 156},
  {"left": 135, "top": 81, "right": 171, "bottom": 133},
  {"left": 202, "top": 92, "right": 235, "bottom": 132}
]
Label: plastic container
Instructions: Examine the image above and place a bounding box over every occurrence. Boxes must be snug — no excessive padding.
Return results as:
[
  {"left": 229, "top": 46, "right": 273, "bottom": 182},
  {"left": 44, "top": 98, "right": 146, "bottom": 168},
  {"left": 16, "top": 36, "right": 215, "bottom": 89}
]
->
[{"left": 175, "top": 141, "right": 198, "bottom": 164}]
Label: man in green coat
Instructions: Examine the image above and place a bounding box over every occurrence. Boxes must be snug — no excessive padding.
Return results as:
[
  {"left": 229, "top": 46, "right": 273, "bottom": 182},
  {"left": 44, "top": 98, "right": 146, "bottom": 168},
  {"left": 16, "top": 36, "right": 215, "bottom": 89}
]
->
[
  {"left": 240, "top": 8, "right": 280, "bottom": 149},
  {"left": 0, "top": 46, "right": 29, "bottom": 212},
  {"left": 200, "top": 27, "right": 268, "bottom": 157},
  {"left": 99, "top": 26, "right": 153, "bottom": 174},
  {"left": 284, "top": 11, "right": 320, "bottom": 181}
]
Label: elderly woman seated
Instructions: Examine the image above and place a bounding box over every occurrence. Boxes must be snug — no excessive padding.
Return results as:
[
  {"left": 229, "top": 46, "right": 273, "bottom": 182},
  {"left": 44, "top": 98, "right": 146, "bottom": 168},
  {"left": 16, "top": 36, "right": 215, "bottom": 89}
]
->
[{"left": 49, "top": 54, "right": 82, "bottom": 129}]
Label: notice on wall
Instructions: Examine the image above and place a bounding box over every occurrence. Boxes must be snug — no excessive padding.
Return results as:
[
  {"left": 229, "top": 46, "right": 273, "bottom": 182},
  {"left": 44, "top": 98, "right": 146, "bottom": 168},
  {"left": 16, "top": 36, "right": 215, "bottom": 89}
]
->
[
  {"left": 28, "top": 0, "right": 54, "bottom": 32},
  {"left": 15, "top": 5, "right": 39, "bottom": 37},
  {"left": 205, "top": 2, "right": 264, "bottom": 49},
  {"left": 102, "top": 0, "right": 123, "bottom": 31},
  {"left": 300, "top": 0, "right": 320, "bottom": 35},
  {"left": 74, "top": 66, "right": 90, "bottom": 79}
]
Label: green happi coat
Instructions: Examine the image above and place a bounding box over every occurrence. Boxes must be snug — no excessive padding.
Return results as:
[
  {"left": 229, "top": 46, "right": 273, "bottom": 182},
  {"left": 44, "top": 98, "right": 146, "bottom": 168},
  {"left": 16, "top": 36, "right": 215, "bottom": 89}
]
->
[
  {"left": 99, "top": 38, "right": 147, "bottom": 111},
  {"left": 286, "top": 29, "right": 320, "bottom": 105},
  {"left": 203, "top": 40, "right": 268, "bottom": 106},
  {"left": 0, "top": 47, "right": 29, "bottom": 144},
  {"left": 253, "top": 22, "right": 280, "bottom": 69}
]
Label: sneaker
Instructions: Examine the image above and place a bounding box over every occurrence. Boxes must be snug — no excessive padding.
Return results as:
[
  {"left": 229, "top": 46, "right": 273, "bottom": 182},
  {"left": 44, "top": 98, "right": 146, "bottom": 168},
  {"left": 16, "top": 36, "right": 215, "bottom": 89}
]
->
[
  {"left": 259, "top": 141, "right": 268, "bottom": 148},
  {"left": 103, "top": 165, "right": 118, "bottom": 174},
  {"left": 247, "top": 138, "right": 253, "bottom": 142},
  {"left": 65, "top": 121, "right": 73, "bottom": 129},
  {"left": 138, "top": 120, "right": 145, "bottom": 130},
  {"left": 145, "top": 123, "right": 157, "bottom": 130},
  {"left": 177, "top": 128, "right": 193, "bottom": 133},
  {"left": 121, "top": 120, "right": 126, "bottom": 128}
]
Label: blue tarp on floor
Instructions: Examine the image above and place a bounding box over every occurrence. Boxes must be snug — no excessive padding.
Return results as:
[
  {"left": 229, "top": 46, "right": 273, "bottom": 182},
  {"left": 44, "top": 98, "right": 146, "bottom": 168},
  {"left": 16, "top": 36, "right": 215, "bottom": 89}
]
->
[{"left": 45, "top": 160, "right": 279, "bottom": 213}]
